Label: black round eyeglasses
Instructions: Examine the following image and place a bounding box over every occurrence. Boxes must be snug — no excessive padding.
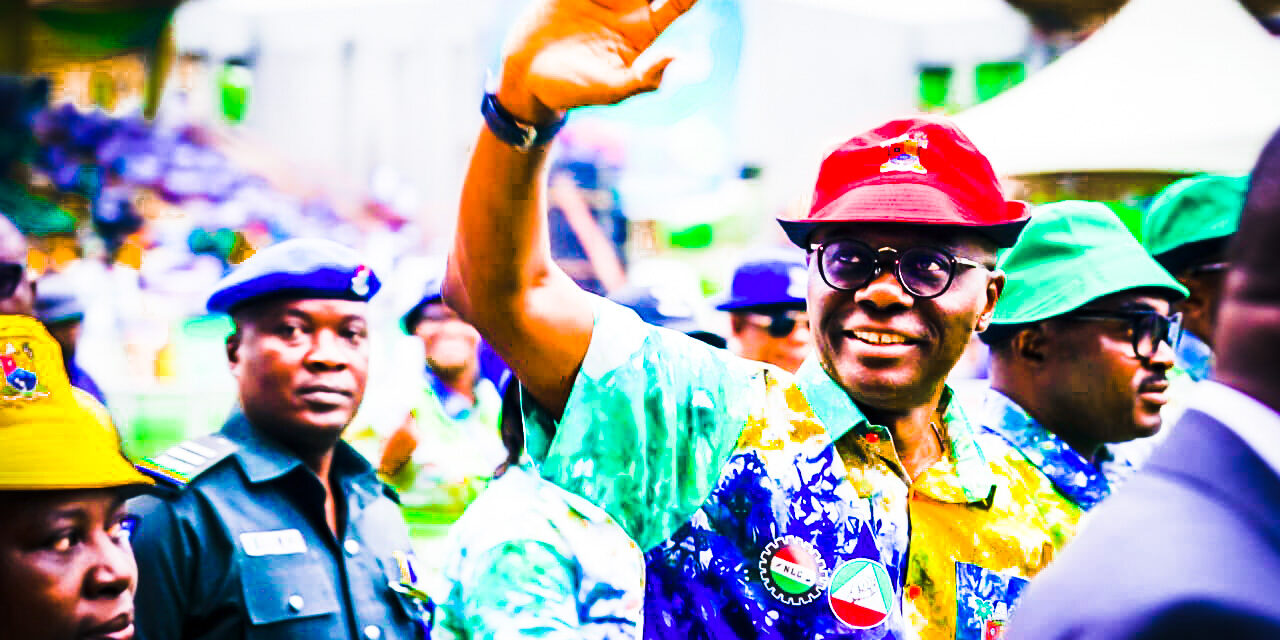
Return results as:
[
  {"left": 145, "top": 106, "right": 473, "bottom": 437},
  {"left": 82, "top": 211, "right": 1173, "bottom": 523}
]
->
[{"left": 810, "top": 239, "right": 990, "bottom": 299}]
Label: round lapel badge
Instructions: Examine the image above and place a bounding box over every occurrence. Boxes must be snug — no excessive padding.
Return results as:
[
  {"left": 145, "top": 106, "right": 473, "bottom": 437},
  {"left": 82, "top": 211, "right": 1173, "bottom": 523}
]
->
[
  {"left": 758, "top": 535, "right": 827, "bottom": 606},
  {"left": 828, "top": 558, "right": 894, "bottom": 629}
]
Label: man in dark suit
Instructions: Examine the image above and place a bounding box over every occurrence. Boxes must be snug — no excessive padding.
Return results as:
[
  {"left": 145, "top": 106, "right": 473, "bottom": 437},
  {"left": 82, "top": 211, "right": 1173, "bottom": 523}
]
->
[{"left": 1005, "top": 128, "right": 1280, "bottom": 638}]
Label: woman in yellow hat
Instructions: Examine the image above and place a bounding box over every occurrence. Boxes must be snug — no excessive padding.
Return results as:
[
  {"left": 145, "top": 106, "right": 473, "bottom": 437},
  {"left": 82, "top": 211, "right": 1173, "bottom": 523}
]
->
[{"left": 0, "top": 316, "right": 153, "bottom": 640}]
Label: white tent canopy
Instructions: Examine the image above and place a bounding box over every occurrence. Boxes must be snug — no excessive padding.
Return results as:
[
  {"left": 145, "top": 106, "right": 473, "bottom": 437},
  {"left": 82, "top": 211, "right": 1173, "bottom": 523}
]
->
[{"left": 955, "top": 0, "right": 1280, "bottom": 177}]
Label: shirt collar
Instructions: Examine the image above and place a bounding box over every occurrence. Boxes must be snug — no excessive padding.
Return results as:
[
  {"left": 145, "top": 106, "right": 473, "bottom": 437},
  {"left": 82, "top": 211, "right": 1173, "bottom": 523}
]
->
[
  {"left": 220, "top": 411, "right": 385, "bottom": 498},
  {"left": 978, "top": 388, "right": 1131, "bottom": 510},
  {"left": 796, "top": 356, "right": 996, "bottom": 505},
  {"left": 1174, "top": 330, "right": 1214, "bottom": 382}
]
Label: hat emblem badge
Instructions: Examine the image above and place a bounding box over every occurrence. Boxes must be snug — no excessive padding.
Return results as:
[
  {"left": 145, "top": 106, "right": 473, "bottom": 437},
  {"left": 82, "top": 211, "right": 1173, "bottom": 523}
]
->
[
  {"left": 351, "top": 266, "right": 371, "bottom": 297},
  {"left": 879, "top": 133, "right": 928, "bottom": 174},
  {"left": 1, "top": 342, "right": 45, "bottom": 400}
]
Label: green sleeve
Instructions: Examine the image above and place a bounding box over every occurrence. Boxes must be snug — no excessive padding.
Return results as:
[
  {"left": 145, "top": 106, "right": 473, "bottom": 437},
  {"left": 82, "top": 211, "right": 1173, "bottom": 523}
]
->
[
  {"left": 522, "top": 297, "right": 760, "bottom": 550},
  {"left": 441, "top": 540, "right": 583, "bottom": 640}
]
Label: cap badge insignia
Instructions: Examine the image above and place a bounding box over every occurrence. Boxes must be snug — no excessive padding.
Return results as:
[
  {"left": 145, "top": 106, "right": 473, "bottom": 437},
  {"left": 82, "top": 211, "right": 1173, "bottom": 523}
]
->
[
  {"left": 351, "top": 266, "right": 371, "bottom": 297},
  {"left": 1, "top": 342, "right": 46, "bottom": 400},
  {"left": 879, "top": 133, "right": 928, "bottom": 174}
]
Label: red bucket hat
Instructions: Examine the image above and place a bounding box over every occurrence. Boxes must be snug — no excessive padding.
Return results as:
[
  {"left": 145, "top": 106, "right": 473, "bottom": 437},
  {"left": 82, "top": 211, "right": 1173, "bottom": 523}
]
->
[{"left": 779, "top": 116, "right": 1030, "bottom": 248}]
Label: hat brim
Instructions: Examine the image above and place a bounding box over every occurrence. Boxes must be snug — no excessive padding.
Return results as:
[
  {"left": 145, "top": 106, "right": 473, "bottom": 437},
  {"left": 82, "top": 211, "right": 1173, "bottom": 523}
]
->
[
  {"left": 401, "top": 295, "right": 444, "bottom": 334},
  {"left": 714, "top": 299, "right": 808, "bottom": 313},
  {"left": 989, "top": 245, "right": 1189, "bottom": 326},
  {"left": 0, "top": 422, "right": 154, "bottom": 491},
  {"left": 779, "top": 183, "right": 1030, "bottom": 249}
]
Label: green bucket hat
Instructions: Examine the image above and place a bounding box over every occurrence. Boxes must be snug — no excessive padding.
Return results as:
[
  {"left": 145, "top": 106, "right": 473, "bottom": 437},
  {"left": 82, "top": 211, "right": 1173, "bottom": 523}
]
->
[
  {"left": 1142, "top": 174, "right": 1248, "bottom": 274},
  {"left": 988, "top": 201, "right": 1188, "bottom": 329}
]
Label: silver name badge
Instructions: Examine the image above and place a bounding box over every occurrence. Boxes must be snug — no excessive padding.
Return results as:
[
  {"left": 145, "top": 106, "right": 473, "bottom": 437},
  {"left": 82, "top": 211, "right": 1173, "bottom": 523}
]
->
[{"left": 240, "top": 529, "right": 308, "bottom": 556}]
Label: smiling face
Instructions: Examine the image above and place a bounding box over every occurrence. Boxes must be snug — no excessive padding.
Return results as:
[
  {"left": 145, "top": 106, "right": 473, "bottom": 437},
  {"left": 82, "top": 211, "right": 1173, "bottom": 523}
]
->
[
  {"left": 228, "top": 298, "right": 370, "bottom": 453},
  {"left": 808, "top": 223, "right": 1002, "bottom": 410},
  {"left": 0, "top": 489, "right": 138, "bottom": 640},
  {"left": 1039, "top": 292, "right": 1176, "bottom": 445}
]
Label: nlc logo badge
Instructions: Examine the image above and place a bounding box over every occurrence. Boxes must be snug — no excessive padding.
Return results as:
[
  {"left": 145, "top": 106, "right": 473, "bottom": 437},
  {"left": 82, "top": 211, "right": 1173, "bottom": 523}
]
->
[
  {"left": 758, "top": 535, "right": 826, "bottom": 606},
  {"left": 828, "top": 558, "right": 894, "bottom": 629}
]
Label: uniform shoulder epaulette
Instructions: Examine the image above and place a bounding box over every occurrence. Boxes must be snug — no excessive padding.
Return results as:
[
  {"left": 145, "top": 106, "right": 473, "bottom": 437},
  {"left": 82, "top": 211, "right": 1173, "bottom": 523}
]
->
[{"left": 135, "top": 434, "right": 239, "bottom": 489}]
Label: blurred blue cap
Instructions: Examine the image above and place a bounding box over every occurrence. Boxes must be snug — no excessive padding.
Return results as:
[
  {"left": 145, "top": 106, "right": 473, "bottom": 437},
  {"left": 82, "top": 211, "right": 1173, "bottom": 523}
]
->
[
  {"left": 207, "top": 238, "right": 380, "bottom": 314},
  {"left": 714, "top": 250, "right": 808, "bottom": 312},
  {"left": 401, "top": 276, "right": 444, "bottom": 334},
  {"left": 609, "top": 285, "right": 726, "bottom": 349},
  {"left": 34, "top": 273, "right": 84, "bottom": 324}
]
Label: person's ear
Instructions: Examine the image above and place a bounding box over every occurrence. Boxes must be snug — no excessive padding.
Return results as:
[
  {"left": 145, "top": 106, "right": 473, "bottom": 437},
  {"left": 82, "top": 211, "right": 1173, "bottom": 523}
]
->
[
  {"left": 975, "top": 269, "right": 1006, "bottom": 332},
  {"left": 226, "top": 328, "right": 243, "bottom": 376},
  {"left": 1011, "top": 325, "right": 1047, "bottom": 365},
  {"left": 729, "top": 312, "right": 750, "bottom": 337}
]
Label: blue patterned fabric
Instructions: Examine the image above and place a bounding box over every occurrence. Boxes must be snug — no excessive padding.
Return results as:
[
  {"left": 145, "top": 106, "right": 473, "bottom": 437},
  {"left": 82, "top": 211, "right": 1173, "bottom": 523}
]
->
[{"left": 976, "top": 388, "right": 1137, "bottom": 511}]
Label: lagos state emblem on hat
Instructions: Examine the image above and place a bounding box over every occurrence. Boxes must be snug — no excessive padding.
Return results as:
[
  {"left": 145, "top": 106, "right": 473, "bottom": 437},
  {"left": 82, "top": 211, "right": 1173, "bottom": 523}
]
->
[
  {"left": 880, "top": 132, "right": 928, "bottom": 174},
  {"left": 1, "top": 340, "right": 46, "bottom": 401}
]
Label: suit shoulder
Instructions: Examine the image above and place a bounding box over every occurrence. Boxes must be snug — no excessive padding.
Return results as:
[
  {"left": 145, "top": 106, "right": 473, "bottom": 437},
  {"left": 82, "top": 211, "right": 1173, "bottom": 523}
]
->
[{"left": 135, "top": 434, "right": 239, "bottom": 492}]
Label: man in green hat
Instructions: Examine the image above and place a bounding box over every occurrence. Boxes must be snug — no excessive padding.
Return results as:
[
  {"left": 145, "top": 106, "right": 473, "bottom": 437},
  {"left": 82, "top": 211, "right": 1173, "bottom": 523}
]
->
[
  {"left": 1142, "top": 174, "right": 1248, "bottom": 382},
  {"left": 974, "top": 201, "right": 1186, "bottom": 539}
]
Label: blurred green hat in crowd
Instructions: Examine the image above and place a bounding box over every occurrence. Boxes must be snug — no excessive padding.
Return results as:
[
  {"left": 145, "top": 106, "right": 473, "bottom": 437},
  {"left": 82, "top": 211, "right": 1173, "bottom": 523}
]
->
[
  {"left": 985, "top": 201, "right": 1188, "bottom": 334},
  {"left": 1141, "top": 174, "right": 1248, "bottom": 274}
]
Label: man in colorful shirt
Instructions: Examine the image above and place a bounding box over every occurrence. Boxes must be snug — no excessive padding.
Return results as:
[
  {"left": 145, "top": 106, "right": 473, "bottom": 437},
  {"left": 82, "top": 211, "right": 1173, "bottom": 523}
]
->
[
  {"left": 1141, "top": 174, "right": 1247, "bottom": 382},
  {"left": 444, "top": 1, "right": 1065, "bottom": 638},
  {"left": 973, "top": 201, "right": 1187, "bottom": 540}
]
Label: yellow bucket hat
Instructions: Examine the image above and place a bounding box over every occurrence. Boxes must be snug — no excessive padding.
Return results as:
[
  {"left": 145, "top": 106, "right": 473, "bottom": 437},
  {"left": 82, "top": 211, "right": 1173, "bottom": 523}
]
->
[{"left": 0, "top": 315, "right": 152, "bottom": 491}]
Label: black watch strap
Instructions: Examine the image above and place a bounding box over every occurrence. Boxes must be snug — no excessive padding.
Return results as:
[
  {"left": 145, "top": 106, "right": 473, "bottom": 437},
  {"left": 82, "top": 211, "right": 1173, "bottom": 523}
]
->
[{"left": 481, "top": 93, "right": 567, "bottom": 151}]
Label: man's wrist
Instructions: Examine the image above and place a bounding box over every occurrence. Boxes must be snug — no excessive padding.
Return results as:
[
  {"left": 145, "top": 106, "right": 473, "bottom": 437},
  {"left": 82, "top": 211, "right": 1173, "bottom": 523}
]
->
[{"left": 482, "top": 92, "right": 567, "bottom": 152}]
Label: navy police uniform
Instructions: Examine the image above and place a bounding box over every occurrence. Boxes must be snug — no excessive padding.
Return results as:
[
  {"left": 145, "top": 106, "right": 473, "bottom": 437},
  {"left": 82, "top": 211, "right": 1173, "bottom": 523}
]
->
[{"left": 130, "top": 239, "right": 431, "bottom": 640}]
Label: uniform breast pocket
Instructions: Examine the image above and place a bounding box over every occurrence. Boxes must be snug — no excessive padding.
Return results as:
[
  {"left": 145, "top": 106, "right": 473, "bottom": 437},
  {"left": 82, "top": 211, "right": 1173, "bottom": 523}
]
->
[
  {"left": 240, "top": 555, "right": 342, "bottom": 638},
  {"left": 953, "top": 562, "right": 1030, "bottom": 640}
]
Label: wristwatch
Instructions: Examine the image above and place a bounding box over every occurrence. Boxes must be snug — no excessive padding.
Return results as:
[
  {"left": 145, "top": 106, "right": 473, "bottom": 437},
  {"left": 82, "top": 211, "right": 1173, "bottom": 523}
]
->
[{"left": 481, "top": 93, "right": 568, "bottom": 151}]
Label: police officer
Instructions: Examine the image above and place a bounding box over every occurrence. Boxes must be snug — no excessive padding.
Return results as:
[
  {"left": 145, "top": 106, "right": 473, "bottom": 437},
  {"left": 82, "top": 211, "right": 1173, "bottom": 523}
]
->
[
  {"left": 714, "top": 250, "right": 811, "bottom": 372},
  {"left": 974, "top": 201, "right": 1185, "bottom": 529},
  {"left": 130, "top": 238, "right": 431, "bottom": 640},
  {"left": 1141, "top": 174, "right": 1248, "bottom": 382}
]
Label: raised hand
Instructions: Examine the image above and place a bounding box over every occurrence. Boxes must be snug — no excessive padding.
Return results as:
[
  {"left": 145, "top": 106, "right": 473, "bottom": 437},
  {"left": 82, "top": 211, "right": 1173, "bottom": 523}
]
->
[{"left": 496, "top": 0, "right": 699, "bottom": 126}]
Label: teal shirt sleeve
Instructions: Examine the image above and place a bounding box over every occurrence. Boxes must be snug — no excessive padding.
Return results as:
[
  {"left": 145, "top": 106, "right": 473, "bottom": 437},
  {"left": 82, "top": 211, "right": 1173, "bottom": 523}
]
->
[{"left": 522, "top": 296, "right": 760, "bottom": 550}]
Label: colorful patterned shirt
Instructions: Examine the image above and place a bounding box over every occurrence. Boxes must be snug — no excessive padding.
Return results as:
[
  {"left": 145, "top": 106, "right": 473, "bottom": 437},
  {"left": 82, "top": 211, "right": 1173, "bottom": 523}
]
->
[
  {"left": 431, "top": 464, "right": 645, "bottom": 639},
  {"left": 523, "top": 298, "right": 1068, "bottom": 640},
  {"left": 972, "top": 387, "right": 1139, "bottom": 528}
]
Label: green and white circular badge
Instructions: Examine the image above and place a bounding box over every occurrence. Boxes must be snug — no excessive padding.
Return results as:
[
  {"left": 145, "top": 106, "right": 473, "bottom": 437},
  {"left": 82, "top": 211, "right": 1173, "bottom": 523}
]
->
[
  {"left": 758, "top": 535, "right": 827, "bottom": 605},
  {"left": 827, "top": 558, "right": 894, "bottom": 629}
]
